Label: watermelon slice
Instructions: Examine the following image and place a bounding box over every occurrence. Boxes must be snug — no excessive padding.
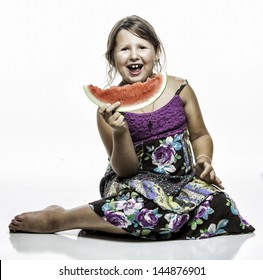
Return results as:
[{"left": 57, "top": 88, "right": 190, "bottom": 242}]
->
[{"left": 83, "top": 72, "right": 167, "bottom": 112}]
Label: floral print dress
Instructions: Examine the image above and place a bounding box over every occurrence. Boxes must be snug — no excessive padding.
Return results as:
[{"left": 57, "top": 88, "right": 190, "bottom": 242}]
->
[{"left": 89, "top": 80, "right": 255, "bottom": 240}]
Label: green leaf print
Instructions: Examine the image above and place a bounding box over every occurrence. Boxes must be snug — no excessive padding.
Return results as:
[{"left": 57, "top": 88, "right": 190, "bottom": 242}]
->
[{"left": 188, "top": 218, "right": 203, "bottom": 230}]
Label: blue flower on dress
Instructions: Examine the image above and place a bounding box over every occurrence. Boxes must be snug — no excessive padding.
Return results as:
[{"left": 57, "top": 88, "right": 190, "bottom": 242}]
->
[
  {"left": 194, "top": 197, "right": 214, "bottom": 220},
  {"left": 116, "top": 192, "right": 131, "bottom": 201},
  {"left": 172, "top": 135, "right": 183, "bottom": 151},
  {"left": 198, "top": 219, "right": 229, "bottom": 239},
  {"left": 102, "top": 203, "right": 111, "bottom": 212}
]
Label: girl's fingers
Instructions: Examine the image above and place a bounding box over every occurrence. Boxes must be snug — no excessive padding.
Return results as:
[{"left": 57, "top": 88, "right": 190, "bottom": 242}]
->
[
  {"left": 98, "top": 103, "right": 126, "bottom": 130},
  {"left": 105, "top": 102, "right": 121, "bottom": 113},
  {"left": 196, "top": 162, "right": 224, "bottom": 189},
  {"left": 210, "top": 169, "right": 216, "bottom": 181},
  {"left": 198, "top": 162, "right": 213, "bottom": 179},
  {"left": 99, "top": 102, "right": 121, "bottom": 117},
  {"left": 99, "top": 103, "right": 110, "bottom": 114},
  {"left": 215, "top": 176, "right": 224, "bottom": 189}
]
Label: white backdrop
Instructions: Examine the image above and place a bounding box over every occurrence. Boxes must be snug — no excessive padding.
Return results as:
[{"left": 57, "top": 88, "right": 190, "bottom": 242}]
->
[{"left": 0, "top": 0, "right": 262, "bottom": 204}]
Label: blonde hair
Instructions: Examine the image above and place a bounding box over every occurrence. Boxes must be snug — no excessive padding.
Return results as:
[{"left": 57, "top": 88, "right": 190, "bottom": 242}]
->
[{"left": 105, "top": 15, "right": 166, "bottom": 86}]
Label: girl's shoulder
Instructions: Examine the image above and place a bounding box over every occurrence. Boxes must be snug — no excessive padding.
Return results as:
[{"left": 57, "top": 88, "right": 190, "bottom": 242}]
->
[
  {"left": 164, "top": 74, "right": 187, "bottom": 97},
  {"left": 165, "top": 74, "right": 196, "bottom": 106},
  {"left": 167, "top": 74, "right": 186, "bottom": 88}
]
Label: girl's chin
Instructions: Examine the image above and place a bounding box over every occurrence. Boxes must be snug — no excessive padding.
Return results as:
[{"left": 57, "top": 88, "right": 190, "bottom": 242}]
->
[{"left": 124, "top": 72, "right": 149, "bottom": 83}]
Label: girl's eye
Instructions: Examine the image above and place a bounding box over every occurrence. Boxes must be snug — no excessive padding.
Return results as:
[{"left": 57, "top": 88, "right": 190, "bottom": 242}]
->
[
  {"left": 140, "top": 46, "right": 147, "bottom": 49},
  {"left": 121, "top": 47, "right": 128, "bottom": 51}
]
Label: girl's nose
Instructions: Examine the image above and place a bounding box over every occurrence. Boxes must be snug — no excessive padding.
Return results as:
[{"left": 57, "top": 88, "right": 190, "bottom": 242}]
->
[{"left": 130, "top": 48, "right": 139, "bottom": 60}]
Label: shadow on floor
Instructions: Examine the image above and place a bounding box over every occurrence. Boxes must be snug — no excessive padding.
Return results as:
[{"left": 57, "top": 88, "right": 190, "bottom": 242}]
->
[{"left": 8, "top": 230, "right": 255, "bottom": 260}]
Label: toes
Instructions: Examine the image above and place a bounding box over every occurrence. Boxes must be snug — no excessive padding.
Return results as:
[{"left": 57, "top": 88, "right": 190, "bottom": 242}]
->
[
  {"left": 9, "top": 223, "right": 18, "bottom": 232},
  {"left": 9, "top": 225, "right": 18, "bottom": 233},
  {"left": 11, "top": 218, "right": 22, "bottom": 226},
  {"left": 9, "top": 216, "right": 23, "bottom": 232},
  {"left": 14, "top": 214, "right": 25, "bottom": 222},
  {"left": 9, "top": 222, "right": 19, "bottom": 230}
]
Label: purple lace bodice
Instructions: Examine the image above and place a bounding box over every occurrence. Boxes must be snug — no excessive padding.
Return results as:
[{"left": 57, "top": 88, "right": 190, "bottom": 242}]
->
[{"left": 124, "top": 80, "right": 188, "bottom": 144}]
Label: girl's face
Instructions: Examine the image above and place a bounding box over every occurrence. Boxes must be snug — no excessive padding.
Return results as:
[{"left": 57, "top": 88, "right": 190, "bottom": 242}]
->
[{"left": 113, "top": 29, "right": 159, "bottom": 85}]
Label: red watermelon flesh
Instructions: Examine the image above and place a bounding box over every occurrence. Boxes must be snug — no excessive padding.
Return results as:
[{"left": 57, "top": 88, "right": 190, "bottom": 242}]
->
[{"left": 83, "top": 72, "right": 167, "bottom": 112}]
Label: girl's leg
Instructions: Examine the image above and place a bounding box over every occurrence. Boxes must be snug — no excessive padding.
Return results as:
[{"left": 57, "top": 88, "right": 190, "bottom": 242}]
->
[{"left": 9, "top": 204, "right": 127, "bottom": 234}]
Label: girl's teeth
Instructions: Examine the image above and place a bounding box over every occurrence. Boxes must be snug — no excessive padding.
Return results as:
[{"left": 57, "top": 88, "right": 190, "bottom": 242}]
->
[{"left": 130, "top": 65, "right": 140, "bottom": 69}]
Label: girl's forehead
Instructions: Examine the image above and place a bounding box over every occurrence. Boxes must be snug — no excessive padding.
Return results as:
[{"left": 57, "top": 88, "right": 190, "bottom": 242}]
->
[{"left": 116, "top": 29, "right": 150, "bottom": 44}]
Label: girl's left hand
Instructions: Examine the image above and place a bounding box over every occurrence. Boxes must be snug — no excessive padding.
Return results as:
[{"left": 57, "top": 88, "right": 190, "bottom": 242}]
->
[
  {"left": 195, "top": 161, "right": 224, "bottom": 189},
  {"left": 99, "top": 102, "right": 127, "bottom": 132}
]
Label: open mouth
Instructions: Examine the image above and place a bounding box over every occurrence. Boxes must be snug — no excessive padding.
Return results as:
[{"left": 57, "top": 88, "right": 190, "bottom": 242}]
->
[{"left": 127, "top": 64, "right": 143, "bottom": 74}]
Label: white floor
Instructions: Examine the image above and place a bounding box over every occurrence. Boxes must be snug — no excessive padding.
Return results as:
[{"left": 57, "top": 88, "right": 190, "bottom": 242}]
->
[{"left": 1, "top": 175, "right": 262, "bottom": 260}]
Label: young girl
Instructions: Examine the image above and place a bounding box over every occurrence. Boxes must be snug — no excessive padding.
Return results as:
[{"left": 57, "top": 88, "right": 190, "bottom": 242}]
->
[{"left": 9, "top": 15, "right": 254, "bottom": 240}]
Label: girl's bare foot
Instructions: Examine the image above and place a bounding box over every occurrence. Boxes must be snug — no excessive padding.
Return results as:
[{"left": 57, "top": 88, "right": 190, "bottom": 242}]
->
[
  {"left": 9, "top": 205, "right": 66, "bottom": 233},
  {"left": 9, "top": 204, "right": 127, "bottom": 235}
]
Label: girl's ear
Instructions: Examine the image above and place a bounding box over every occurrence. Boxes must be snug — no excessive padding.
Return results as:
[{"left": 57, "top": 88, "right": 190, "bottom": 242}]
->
[{"left": 155, "top": 47, "right": 161, "bottom": 62}]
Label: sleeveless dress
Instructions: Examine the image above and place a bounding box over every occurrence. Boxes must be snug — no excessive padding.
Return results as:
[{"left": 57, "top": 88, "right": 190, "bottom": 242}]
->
[{"left": 89, "top": 80, "right": 255, "bottom": 240}]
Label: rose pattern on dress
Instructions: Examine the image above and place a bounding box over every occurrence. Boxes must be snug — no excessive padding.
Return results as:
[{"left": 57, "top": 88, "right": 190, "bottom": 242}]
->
[
  {"left": 116, "top": 198, "right": 144, "bottom": 215},
  {"left": 103, "top": 210, "right": 132, "bottom": 228},
  {"left": 164, "top": 213, "right": 189, "bottom": 231},
  {"left": 101, "top": 192, "right": 161, "bottom": 230},
  {"left": 135, "top": 208, "right": 162, "bottom": 228},
  {"left": 143, "top": 135, "right": 183, "bottom": 174},
  {"left": 188, "top": 195, "right": 214, "bottom": 230}
]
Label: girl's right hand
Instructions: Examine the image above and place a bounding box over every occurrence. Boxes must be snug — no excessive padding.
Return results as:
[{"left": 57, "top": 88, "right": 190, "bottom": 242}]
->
[
  {"left": 98, "top": 102, "right": 127, "bottom": 131},
  {"left": 195, "top": 161, "right": 224, "bottom": 190}
]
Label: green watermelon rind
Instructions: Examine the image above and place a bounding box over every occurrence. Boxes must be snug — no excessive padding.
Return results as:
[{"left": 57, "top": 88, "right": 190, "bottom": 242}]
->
[{"left": 83, "top": 72, "right": 168, "bottom": 112}]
